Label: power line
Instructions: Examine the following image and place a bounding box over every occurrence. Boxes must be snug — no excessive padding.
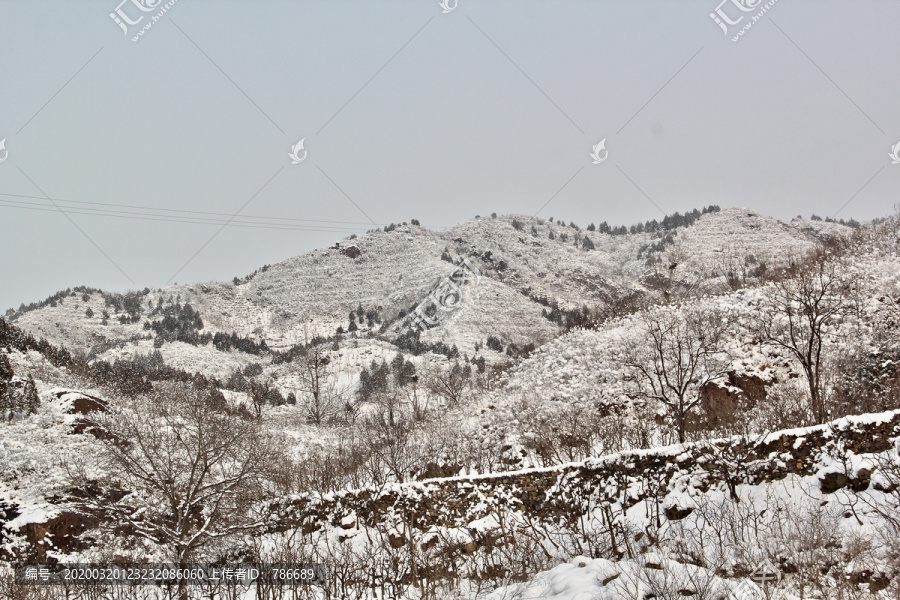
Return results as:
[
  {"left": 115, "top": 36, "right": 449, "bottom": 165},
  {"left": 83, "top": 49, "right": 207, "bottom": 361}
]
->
[
  {"left": 0, "top": 192, "right": 456, "bottom": 231},
  {"left": 0, "top": 199, "right": 366, "bottom": 233},
  {"left": 0, "top": 192, "right": 381, "bottom": 227}
]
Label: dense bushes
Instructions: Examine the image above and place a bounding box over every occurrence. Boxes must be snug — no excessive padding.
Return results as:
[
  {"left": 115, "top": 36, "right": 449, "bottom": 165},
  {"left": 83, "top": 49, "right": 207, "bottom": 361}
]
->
[
  {"left": 0, "top": 317, "right": 211, "bottom": 397},
  {"left": 212, "top": 331, "right": 269, "bottom": 355},
  {"left": 586, "top": 205, "right": 720, "bottom": 237},
  {"left": 391, "top": 329, "right": 460, "bottom": 358},
  {"left": 147, "top": 302, "right": 204, "bottom": 345}
]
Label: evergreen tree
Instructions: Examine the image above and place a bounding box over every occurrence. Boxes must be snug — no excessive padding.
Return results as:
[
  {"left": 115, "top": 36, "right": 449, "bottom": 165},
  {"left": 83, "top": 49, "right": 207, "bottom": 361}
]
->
[
  {"left": 391, "top": 353, "right": 417, "bottom": 387},
  {"left": 0, "top": 354, "right": 12, "bottom": 407},
  {"left": 0, "top": 354, "right": 12, "bottom": 384},
  {"left": 22, "top": 375, "right": 39, "bottom": 415},
  {"left": 357, "top": 359, "right": 391, "bottom": 401}
]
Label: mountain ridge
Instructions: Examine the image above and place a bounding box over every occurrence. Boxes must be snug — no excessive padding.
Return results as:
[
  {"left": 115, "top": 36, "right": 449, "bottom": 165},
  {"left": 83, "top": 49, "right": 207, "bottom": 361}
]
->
[{"left": 8, "top": 207, "right": 847, "bottom": 363}]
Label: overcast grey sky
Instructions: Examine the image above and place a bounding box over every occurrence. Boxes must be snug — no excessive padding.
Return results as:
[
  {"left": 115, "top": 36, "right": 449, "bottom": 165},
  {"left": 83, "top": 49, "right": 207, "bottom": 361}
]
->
[{"left": 1, "top": 0, "right": 898, "bottom": 312}]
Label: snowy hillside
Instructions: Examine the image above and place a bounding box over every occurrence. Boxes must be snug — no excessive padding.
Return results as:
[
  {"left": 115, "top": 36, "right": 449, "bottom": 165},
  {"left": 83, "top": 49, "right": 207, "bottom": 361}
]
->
[
  {"left": 9, "top": 208, "right": 841, "bottom": 357},
  {"left": 5, "top": 207, "right": 897, "bottom": 600}
]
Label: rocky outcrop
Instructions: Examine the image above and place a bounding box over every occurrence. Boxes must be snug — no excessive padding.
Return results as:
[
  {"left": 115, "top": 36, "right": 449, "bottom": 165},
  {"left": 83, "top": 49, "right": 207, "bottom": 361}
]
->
[
  {"left": 54, "top": 390, "right": 110, "bottom": 415},
  {"left": 16, "top": 511, "right": 98, "bottom": 562},
  {"left": 329, "top": 241, "right": 362, "bottom": 259},
  {"left": 698, "top": 372, "right": 768, "bottom": 430},
  {"left": 54, "top": 389, "right": 114, "bottom": 440}
]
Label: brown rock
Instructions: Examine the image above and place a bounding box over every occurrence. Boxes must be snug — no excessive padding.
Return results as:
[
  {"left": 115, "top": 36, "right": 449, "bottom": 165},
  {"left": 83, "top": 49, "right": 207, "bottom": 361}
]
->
[
  {"left": 18, "top": 511, "right": 98, "bottom": 561},
  {"left": 388, "top": 532, "right": 405, "bottom": 549},
  {"left": 820, "top": 472, "right": 850, "bottom": 494},
  {"left": 664, "top": 505, "right": 694, "bottom": 521},
  {"left": 56, "top": 391, "right": 110, "bottom": 415}
]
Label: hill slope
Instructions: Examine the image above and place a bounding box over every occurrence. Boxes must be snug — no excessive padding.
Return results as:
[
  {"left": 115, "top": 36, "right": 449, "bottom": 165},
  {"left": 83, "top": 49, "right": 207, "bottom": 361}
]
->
[{"left": 9, "top": 208, "right": 844, "bottom": 365}]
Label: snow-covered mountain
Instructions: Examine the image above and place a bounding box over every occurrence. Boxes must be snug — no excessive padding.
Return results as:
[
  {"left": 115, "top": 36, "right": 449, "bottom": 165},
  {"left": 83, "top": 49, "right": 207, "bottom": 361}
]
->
[{"left": 8, "top": 208, "right": 846, "bottom": 366}]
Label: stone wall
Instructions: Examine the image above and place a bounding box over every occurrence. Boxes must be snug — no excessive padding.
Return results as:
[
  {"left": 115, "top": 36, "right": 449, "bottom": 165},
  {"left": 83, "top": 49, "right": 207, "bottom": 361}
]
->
[
  {"left": 5, "top": 410, "right": 898, "bottom": 562},
  {"left": 266, "top": 410, "right": 900, "bottom": 535}
]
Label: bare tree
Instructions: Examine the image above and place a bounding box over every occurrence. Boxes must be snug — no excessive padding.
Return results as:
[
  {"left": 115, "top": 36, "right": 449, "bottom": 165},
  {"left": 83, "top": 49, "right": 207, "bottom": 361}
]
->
[
  {"left": 295, "top": 341, "right": 346, "bottom": 424},
  {"left": 846, "top": 438, "right": 900, "bottom": 586},
  {"left": 517, "top": 395, "right": 608, "bottom": 465},
  {"left": 248, "top": 376, "right": 274, "bottom": 419},
  {"left": 753, "top": 252, "right": 850, "bottom": 423},
  {"left": 624, "top": 305, "right": 732, "bottom": 443},
  {"left": 636, "top": 555, "right": 732, "bottom": 600},
  {"left": 70, "top": 383, "right": 282, "bottom": 599},
  {"left": 404, "top": 378, "right": 429, "bottom": 422},
  {"left": 362, "top": 408, "right": 418, "bottom": 483},
  {"left": 426, "top": 361, "right": 472, "bottom": 406}
]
